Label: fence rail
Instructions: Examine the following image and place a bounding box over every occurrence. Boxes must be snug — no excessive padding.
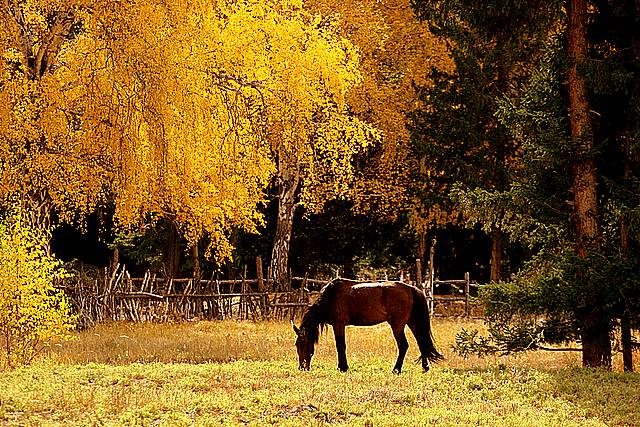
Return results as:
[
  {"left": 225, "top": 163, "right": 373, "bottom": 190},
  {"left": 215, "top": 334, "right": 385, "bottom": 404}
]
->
[
  {"left": 426, "top": 271, "right": 482, "bottom": 317},
  {"left": 61, "top": 262, "right": 482, "bottom": 328},
  {"left": 61, "top": 264, "right": 323, "bottom": 328}
]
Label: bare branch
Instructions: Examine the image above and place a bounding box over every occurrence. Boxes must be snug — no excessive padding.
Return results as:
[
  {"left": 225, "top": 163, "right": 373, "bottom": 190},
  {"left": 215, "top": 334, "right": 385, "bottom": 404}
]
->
[{"left": 34, "top": 11, "right": 76, "bottom": 79}]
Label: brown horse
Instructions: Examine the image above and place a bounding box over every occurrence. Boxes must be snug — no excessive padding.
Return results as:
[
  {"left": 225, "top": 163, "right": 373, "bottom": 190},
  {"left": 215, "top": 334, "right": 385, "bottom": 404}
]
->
[{"left": 293, "top": 278, "right": 443, "bottom": 374}]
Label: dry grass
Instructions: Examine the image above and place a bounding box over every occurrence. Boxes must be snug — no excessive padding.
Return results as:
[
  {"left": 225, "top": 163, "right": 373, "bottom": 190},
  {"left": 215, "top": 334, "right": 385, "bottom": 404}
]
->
[
  {"left": 47, "top": 318, "right": 586, "bottom": 370},
  {"left": 0, "top": 318, "right": 637, "bottom": 426},
  {"left": 48, "top": 320, "right": 293, "bottom": 365}
]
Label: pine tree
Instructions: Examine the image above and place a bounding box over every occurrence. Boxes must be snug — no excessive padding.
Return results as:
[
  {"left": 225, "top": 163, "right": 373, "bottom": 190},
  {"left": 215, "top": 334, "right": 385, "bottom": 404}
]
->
[
  {"left": 417, "top": 0, "right": 640, "bottom": 369},
  {"left": 409, "top": 0, "right": 559, "bottom": 282}
]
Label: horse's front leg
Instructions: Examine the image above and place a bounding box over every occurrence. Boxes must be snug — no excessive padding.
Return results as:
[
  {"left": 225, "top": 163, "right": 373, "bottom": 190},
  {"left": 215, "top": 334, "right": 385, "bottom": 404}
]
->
[{"left": 333, "top": 324, "right": 348, "bottom": 372}]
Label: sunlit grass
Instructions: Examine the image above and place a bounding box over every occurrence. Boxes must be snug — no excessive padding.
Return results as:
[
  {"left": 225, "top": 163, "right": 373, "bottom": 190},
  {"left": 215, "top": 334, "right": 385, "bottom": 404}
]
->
[
  {"left": 0, "top": 319, "right": 637, "bottom": 426},
  {"left": 47, "top": 318, "right": 584, "bottom": 370}
]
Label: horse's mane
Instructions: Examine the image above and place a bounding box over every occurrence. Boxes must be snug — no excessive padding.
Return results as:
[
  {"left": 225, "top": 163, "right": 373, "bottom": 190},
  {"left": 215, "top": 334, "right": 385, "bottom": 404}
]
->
[{"left": 299, "top": 279, "right": 340, "bottom": 344}]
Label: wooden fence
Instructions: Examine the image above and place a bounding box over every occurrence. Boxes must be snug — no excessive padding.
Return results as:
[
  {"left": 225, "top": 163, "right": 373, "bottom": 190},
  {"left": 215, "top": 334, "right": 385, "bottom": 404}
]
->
[
  {"left": 428, "top": 273, "right": 482, "bottom": 318},
  {"left": 62, "top": 264, "right": 327, "bottom": 329},
  {"left": 61, "top": 261, "right": 481, "bottom": 328}
]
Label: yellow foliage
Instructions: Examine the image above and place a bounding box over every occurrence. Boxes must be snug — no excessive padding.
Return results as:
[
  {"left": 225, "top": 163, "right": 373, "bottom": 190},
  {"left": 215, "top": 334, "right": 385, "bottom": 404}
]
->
[
  {"left": 0, "top": 1, "right": 110, "bottom": 225},
  {"left": 304, "top": 0, "right": 454, "bottom": 220},
  {"left": 1, "top": 0, "right": 377, "bottom": 260},
  {"left": 0, "top": 210, "right": 75, "bottom": 368}
]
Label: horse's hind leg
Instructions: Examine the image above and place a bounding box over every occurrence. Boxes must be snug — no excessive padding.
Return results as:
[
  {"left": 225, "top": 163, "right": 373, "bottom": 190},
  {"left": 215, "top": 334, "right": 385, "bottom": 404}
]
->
[{"left": 390, "top": 325, "right": 409, "bottom": 374}]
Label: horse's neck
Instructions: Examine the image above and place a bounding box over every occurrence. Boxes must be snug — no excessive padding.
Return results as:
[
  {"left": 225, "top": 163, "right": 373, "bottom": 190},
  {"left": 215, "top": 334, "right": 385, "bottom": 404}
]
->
[
  {"left": 301, "top": 312, "right": 320, "bottom": 330},
  {"left": 302, "top": 304, "right": 325, "bottom": 330}
]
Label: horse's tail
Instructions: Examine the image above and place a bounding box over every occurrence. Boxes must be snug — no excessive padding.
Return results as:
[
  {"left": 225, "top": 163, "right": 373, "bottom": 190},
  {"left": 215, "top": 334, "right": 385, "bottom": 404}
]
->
[{"left": 410, "top": 286, "right": 444, "bottom": 363}]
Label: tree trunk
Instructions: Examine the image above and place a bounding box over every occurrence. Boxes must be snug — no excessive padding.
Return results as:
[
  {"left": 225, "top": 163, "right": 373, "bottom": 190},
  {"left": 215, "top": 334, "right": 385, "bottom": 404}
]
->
[
  {"left": 621, "top": 311, "right": 634, "bottom": 372},
  {"left": 417, "top": 227, "right": 427, "bottom": 268},
  {"left": 618, "top": 0, "right": 640, "bottom": 374},
  {"left": 489, "top": 231, "right": 503, "bottom": 283},
  {"left": 567, "top": 0, "right": 610, "bottom": 369},
  {"left": 192, "top": 241, "right": 200, "bottom": 281},
  {"left": 490, "top": 61, "right": 511, "bottom": 286},
  {"left": 166, "top": 221, "right": 180, "bottom": 278},
  {"left": 581, "top": 312, "right": 612, "bottom": 368},
  {"left": 22, "top": 190, "right": 52, "bottom": 232},
  {"left": 620, "top": 137, "right": 634, "bottom": 372},
  {"left": 269, "top": 157, "right": 300, "bottom": 291},
  {"left": 568, "top": 0, "right": 599, "bottom": 256},
  {"left": 112, "top": 245, "right": 120, "bottom": 272},
  {"left": 620, "top": 205, "right": 633, "bottom": 372}
]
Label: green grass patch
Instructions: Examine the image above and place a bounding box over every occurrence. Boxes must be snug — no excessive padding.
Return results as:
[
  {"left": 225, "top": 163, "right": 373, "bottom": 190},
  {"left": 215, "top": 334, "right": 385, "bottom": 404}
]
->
[{"left": 0, "top": 319, "right": 637, "bottom": 426}]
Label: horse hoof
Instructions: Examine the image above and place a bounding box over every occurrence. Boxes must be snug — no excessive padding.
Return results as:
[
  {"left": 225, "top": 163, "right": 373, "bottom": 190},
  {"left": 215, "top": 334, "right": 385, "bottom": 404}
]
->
[
  {"left": 392, "top": 368, "right": 401, "bottom": 375},
  {"left": 338, "top": 366, "right": 349, "bottom": 372}
]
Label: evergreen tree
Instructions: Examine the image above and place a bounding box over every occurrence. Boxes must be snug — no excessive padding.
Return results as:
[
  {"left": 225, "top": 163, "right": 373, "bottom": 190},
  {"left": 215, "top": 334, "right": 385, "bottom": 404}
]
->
[
  {"left": 412, "top": 0, "right": 640, "bottom": 369},
  {"left": 409, "top": 0, "right": 560, "bottom": 282}
]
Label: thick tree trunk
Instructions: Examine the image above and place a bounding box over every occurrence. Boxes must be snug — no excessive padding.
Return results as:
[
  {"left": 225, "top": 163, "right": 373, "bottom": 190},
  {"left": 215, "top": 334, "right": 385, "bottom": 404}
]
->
[
  {"left": 567, "top": 0, "right": 611, "bottom": 369},
  {"left": 489, "top": 231, "right": 503, "bottom": 283},
  {"left": 269, "top": 157, "right": 300, "bottom": 291},
  {"left": 581, "top": 312, "right": 612, "bottom": 368},
  {"left": 568, "top": 0, "right": 599, "bottom": 256}
]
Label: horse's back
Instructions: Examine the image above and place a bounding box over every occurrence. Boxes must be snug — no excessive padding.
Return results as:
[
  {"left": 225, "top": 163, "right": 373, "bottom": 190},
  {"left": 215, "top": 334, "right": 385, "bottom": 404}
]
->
[{"left": 326, "top": 279, "right": 416, "bottom": 326}]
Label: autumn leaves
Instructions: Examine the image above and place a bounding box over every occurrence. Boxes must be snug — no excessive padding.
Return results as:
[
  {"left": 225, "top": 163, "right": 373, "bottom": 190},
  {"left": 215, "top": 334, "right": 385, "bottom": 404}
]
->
[{"left": 0, "top": 0, "right": 378, "bottom": 262}]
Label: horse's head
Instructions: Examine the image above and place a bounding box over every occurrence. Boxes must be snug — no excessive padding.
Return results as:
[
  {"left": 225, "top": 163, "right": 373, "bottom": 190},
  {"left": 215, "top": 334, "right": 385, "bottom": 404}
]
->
[{"left": 292, "top": 322, "right": 314, "bottom": 370}]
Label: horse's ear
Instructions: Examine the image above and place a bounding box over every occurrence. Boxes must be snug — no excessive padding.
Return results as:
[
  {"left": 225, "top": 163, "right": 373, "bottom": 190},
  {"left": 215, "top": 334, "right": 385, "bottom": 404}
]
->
[{"left": 291, "top": 320, "right": 300, "bottom": 335}]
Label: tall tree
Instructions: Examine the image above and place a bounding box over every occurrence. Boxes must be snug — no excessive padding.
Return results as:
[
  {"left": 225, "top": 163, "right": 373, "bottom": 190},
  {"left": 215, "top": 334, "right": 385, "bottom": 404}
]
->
[
  {"left": 409, "top": 0, "right": 558, "bottom": 281},
  {"left": 268, "top": 0, "right": 452, "bottom": 287},
  {"left": 437, "top": 0, "right": 640, "bottom": 369},
  {"left": 0, "top": 0, "right": 274, "bottom": 254},
  {"left": 306, "top": 0, "right": 451, "bottom": 219},
  {"left": 586, "top": 0, "right": 640, "bottom": 370},
  {"left": 566, "top": 0, "right": 610, "bottom": 368},
  {"left": 0, "top": 1, "right": 109, "bottom": 233},
  {"left": 242, "top": 2, "right": 380, "bottom": 290},
  {"left": 1, "top": 0, "right": 376, "bottom": 273}
]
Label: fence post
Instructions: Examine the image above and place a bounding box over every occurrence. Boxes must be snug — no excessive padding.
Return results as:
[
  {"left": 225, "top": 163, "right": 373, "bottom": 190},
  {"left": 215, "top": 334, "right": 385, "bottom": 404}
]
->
[
  {"left": 241, "top": 264, "right": 247, "bottom": 320},
  {"left": 464, "top": 272, "right": 470, "bottom": 317},
  {"left": 256, "top": 256, "right": 264, "bottom": 292},
  {"left": 256, "top": 256, "right": 268, "bottom": 317}
]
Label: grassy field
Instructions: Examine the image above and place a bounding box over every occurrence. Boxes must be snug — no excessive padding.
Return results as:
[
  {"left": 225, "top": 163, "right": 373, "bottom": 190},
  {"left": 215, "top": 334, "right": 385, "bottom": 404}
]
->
[{"left": 1, "top": 319, "right": 638, "bottom": 426}]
